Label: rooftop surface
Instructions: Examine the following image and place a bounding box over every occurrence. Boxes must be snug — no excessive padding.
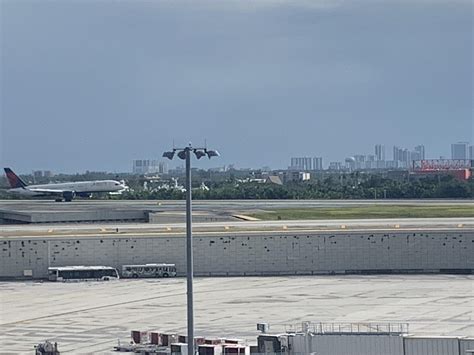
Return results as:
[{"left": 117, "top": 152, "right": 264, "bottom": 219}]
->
[{"left": 1, "top": 275, "right": 473, "bottom": 353}]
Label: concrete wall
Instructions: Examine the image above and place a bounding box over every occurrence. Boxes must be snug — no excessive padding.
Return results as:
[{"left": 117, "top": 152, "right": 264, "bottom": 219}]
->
[
  {"left": 1, "top": 230, "right": 473, "bottom": 279},
  {"left": 404, "top": 337, "right": 461, "bottom": 355},
  {"left": 287, "top": 334, "right": 474, "bottom": 355},
  {"left": 291, "top": 334, "right": 404, "bottom": 355},
  {"left": 460, "top": 339, "right": 474, "bottom": 355},
  {"left": 0, "top": 209, "right": 149, "bottom": 223}
]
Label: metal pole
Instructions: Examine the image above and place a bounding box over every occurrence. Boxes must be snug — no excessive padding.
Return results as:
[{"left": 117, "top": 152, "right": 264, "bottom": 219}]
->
[
  {"left": 185, "top": 148, "right": 194, "bottom": 355},
  {"left": 47, "top": 240, "right": 51, "bottom": 268}
]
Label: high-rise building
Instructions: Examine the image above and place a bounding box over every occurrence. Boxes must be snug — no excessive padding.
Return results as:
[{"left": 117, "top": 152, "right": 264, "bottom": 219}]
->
[
  {"left": 290, "top": 157, "right": 320, "bottom": 170},
  {"left": 375, "top": 144, "right": 385, "bottom": 161},
  {"left": 451, "top": 142, "right": 468, "bottom": 160},
  {"left": 363, "top": 155, "right": 375, "bottom": 169},
  {"left": 132, "top": 160, "right": 161, "bottom": 174},
  {"left": 353, "top": 155, "right": 366, "bottom": 162},
  {"left": 469, "top": 145, "right": 474, "bottom": 160},
  {"left": 33, "top": 170, "right": 53, "bottom": 179},
  {"left": 393, "top": 146, "right": 403, "bottom": 162},
  {"left": 290, "top": 157, "right": 307, "bottom": 170},
  {"left": 401, "top": 148, "right": 411, "bottom": 168},
  {"left": 392, "top": 146, "right": 414, "bottom": 168},
  {"left": 328, "top": 162, "right": 343, "bottom": 171},
  {"left": 414, "top": 145, "right": 425, "bottom": 160},
  {"left": 290, "top": 157, "right": 297, "bottom": 169},
  {"left": 410, "top": 151, "right": 421, "bottom": 162},
  {"left": 312, "top": 157, "right": 323, "bottom": 170},
  {"left": 158, "top": 161, "right": 169, "bottom": 174}
]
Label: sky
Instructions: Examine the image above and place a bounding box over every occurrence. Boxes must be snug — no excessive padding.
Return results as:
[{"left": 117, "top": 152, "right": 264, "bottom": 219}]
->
[{"left": 0, "top": 0, "right": 472, "bottom": 173}]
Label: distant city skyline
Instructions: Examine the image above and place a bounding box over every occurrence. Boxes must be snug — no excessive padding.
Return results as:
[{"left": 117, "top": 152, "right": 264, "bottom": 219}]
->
[
  {"left": 1, "top": 0, "right": 472, "bottom": 173},
  {"left": 3, "top": 140, "right": 472, "bottom": 175}
]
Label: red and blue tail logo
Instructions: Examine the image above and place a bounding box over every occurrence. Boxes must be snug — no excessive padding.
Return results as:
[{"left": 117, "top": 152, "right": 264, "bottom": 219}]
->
[{"left": 4, "top": 168, "right": 27, "bottom": 188}]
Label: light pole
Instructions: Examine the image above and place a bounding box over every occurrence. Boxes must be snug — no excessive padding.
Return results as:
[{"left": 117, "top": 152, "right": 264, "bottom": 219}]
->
[{"left": 163, "top": 143, "right": 219, "bottom": 355}]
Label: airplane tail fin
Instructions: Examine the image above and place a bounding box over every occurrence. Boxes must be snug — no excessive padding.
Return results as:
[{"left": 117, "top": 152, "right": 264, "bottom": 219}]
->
[{"left": 4, "top": 168, "right": 28, "bottom": 188}]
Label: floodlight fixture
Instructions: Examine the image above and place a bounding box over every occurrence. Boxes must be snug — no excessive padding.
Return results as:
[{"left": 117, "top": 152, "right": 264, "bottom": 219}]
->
[
  {"left": 162, "top": 151, "right": 175, "bottom": 160},
  {"left": 194, "top": 150, "right": 206, "bottom": 159},
  {"left": 206, "top": 149, "right": 220, "bottom": 159},
  {"left": 177, "top": 150, "right": 187, "bottom": 160}
]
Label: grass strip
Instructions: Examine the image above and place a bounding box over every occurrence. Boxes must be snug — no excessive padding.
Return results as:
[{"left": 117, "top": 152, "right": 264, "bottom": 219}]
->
[{"left": 249, "top": 205, "right": 474, "bottom": 220}]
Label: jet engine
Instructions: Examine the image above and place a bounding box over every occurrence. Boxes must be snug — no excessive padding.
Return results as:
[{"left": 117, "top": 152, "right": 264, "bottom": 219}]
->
[{"left": 62, "top": 191, "right": 76, "bottom": 202}]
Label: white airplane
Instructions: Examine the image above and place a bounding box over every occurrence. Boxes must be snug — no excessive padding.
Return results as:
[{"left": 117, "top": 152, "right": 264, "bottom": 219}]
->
[{"left": 3, "top": 168, "right": 128, "bottom": 202}]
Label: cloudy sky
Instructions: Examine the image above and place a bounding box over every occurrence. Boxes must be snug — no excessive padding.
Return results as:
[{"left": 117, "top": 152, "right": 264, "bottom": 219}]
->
[{"left": 1, "top": 0, "right": 472, "bottom": 173}]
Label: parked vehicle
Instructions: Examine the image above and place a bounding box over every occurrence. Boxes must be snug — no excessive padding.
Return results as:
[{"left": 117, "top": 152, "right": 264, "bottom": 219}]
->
[
  {"left": 48, "top": 266, "right": 119, "bottom": 282},
  {"left": 121, "top": 264, "right": 177, "bottom": 278}
]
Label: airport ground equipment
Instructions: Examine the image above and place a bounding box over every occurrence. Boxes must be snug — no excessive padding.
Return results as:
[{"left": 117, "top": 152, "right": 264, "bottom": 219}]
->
[{"left": 34, "top": 341, "right": 60, "bottom": 355}]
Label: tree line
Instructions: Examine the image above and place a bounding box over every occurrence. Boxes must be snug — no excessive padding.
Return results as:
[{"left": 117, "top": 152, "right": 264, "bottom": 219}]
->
[
  {"left": 119, "top": 174, "right": 473, "bottom": 200},
  {"left": 1, "top": 172, "right": 472, "bottom": 200}
]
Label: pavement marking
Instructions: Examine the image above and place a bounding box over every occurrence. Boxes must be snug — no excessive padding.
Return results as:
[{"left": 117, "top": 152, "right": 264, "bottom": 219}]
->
[
  {"left": 1, "top": 275, "right": 472, "bottom": 353},
  {"left": 232, "top": 214, "right": 261, "bottom": 221}
]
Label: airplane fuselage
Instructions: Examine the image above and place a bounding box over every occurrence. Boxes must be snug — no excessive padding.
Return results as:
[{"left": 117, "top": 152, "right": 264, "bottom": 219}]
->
[
  {"left": 3, "top": 168, "right": 128, "bottom": 201},
  {"left": 8, "top": 180, "right": 125, "bottom": 197}
]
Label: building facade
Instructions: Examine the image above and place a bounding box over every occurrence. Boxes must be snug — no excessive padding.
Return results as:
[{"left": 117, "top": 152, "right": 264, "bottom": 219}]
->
[
  {"left": 132, "top": 160, "right": 161, "bottom": 174},
  {"left": 414, "top": 145, "right": 425, "bottom": 160},
  {"left": 451, "top": 142, "right": 468, "bottom": 160},
  {"left": 312, "top": 157, "right": 323, "bottom": 170},
  {"left": 290, "top": 157, "right": 323, "bottom": 171},
  {"left": 375, "top": 144, "right": 385, "bottom": 161}
]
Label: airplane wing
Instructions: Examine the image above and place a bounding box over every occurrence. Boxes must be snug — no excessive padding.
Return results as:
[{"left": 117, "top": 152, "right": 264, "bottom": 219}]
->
[
  {"left": 27, "top": 188, "right": 69, "bottom": 194},
  {"left": 27, "top": 188, "right": 77, "bottom": 201}
]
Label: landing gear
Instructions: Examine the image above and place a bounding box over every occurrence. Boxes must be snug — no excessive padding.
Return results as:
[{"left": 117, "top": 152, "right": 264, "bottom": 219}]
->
[
  {"left": 54, "top": 198, "right": 73, "bottom": 202},
  {"left": 62, "top": 191, "right": 75, "bottom": 202},
  {"left": 53, "top": 191, "right": 75, "bottom": 202}
]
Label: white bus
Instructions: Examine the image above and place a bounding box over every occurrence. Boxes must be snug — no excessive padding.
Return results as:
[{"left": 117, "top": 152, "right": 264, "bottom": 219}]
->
[
  {"left": 121, "top": 264, "right": 177, "bottom": 278},
  {"left": 48, "top": 266, "right": 120, "bottom": 282}
]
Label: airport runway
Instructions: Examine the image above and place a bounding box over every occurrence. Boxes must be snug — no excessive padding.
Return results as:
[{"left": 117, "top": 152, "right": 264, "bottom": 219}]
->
[
  {"left": 1, "top": 199, "right": 473, "bottom": 224},
  {"left": 1, "top": 217, "right": 473, "bottom": 239},
  {"left": 1, "top": 198, "right": 474, "bottom": 211}
]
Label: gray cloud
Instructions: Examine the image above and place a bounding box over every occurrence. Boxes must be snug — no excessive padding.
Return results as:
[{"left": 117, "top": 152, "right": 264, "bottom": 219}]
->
[{"left": 1, "top": 0, "right": 472, "bottom": 172}]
